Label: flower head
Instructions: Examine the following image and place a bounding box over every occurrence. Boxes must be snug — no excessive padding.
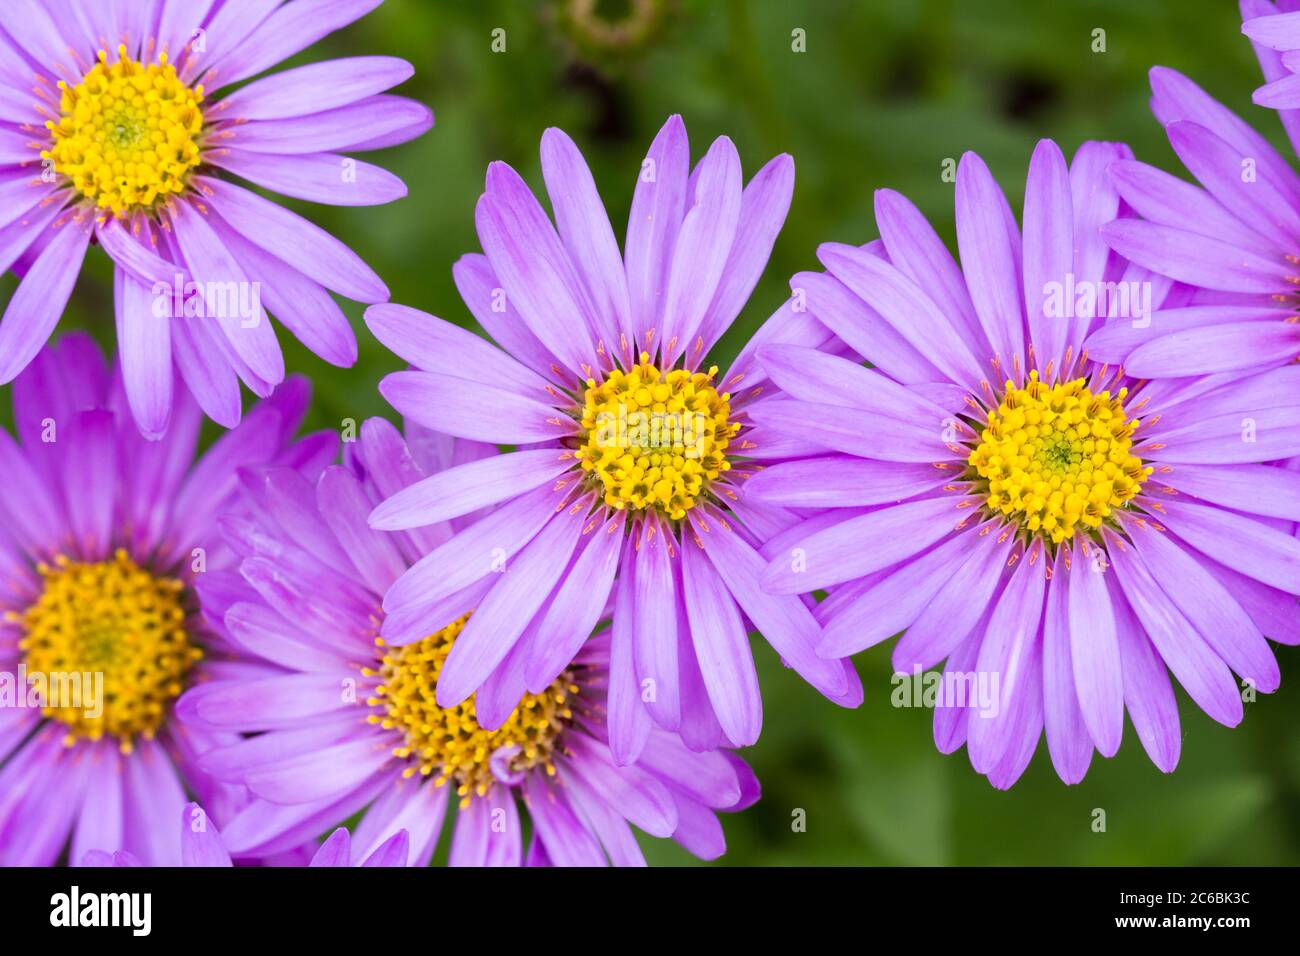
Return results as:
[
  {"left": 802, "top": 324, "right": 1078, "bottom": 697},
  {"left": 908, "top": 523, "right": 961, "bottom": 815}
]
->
[
  {"left": 0, "top": 332, "right": 334, "bottom": 864},
  {"left": 749, "top": 140, "right": 1300, "bottom": 788},
  {"left": 181, "top": 418, "right": 759, "bottom": 866},
  {"left": 362, "top": 115, "right": 862, "bottom": 760},
  {"left": 0, "top": 0, "right": 432, "bottom": 436}
]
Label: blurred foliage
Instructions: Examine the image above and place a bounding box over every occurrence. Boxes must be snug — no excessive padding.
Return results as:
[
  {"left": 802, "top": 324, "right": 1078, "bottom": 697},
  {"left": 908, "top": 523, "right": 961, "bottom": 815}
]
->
[{"left": 28, "top": 0, "right": 1300, "bottom": 865}]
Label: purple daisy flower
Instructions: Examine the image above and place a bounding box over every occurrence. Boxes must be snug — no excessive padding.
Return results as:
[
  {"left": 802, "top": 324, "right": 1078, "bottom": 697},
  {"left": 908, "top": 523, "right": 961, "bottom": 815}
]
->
[
  {"left": 0, "top": 332, "right": 335, "bottom": 865},
  {"left": 747, "top": 140, "right": 1300, "bottom": 789},
  {"left": 180, "top": 417, "right": 760, "bottom": 866},
  {"left": 83, "top": 803, "right": 409, "bottom": 867},
  {"left": 0, "top": 0, "right": 431, "bottom": 436},
  {"left": 1092, "top": 17, "right": 1300, "bottom": 374},
  {"left": 362, "top": 115, "right": 862, "bottom": 761}
]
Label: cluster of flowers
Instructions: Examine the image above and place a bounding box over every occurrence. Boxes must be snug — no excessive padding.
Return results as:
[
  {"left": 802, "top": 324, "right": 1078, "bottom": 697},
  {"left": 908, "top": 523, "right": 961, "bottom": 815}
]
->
[{"left": 0, "top": 0, "right": 1298, "bottom": 867}]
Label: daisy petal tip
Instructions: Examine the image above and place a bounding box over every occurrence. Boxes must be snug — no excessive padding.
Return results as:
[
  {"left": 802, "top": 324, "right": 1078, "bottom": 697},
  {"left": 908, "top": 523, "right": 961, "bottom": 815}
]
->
[
  {"left": 607, "top": 735, "right": 644, "bottom": 768},
  {"left": 813, "top": 240, "right": 856, "bottom": 270},
  {"left": 828, "top": 669, "right": 864, "bottom": 708},
  {"left": 1147, "top": 64, "right": 1193, "bottom": 97},
  {"left": 366, "top": 501, "right": 394, "bottom": 531},
  {"left": 433, "top": 671, "right": 474, "bottom": 711},
  {"left": 1095, "top": 735, "right": 1121, "bottom": 761},
  {"left": 987, "top": 773, "right": 1022, "bottom": 793},
  {"left": 484, "top": 159, "right": 526, "bottom": 193},
  {"left": 1030, "top": 136, "right": 1065, "bottom": 160},
  {"left": 1154, "top": 748, "right": 1180, "bottom": 775},
  {"left": 375, "top": 371, "right": 403, "bottom": 404},
  {"left": 539, "top": 125, "right": 578, "bottom": 155},
  {"left": 708, "top": 133, "right": 739, "bottom": 156},
  {"left": 956, "top": 149, "right": 989, "bottom": 173},
  {"left": 1240, "top": 16, "right": 1265, "bottom": 40},
  {"left": 378, "top": 589, "right": 403, "bottom": 615},
  {"left": 210, "top": 402, "right": 243, "bottom": 431},
  {"left": 1054, "top": 767, "right": 1088, "bottom": 787},
  {"left": 752, "top": 342, "right": 786, "bottom": 368}
]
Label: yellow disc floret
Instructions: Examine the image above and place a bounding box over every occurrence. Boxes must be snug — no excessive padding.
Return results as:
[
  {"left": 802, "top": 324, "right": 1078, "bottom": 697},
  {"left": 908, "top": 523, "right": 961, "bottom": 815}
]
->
[
  {"left": 364, "top": 614, "right": 578, "bottom": 807},
  {"left": 574, "top": 354, "right": 737, "bottom": 519},
  {"left": 43, "top": 46, "right": 205, "bottom": 216},
  {"left": 13, "top": 550, "right": 199, "bottom": 752},
  {"left": 967, "top": 372, "right": 1152, "bottom": 544}
]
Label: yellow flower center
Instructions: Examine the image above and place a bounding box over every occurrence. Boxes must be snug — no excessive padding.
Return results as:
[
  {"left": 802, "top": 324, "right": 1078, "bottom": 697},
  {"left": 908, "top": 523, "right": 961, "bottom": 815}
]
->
[
  {"left": 43, "top": 45, "right": 205, "bottom": 216},
  {"left": 967, "top": 373, "right": 1152, "bottom": 544},
  {"left": 575, "top": 354, "right": 736, "bottom": 520},
  {"left": 364, "top": 614, "right": 578, "bottom": 807},
  {"left": 13, "top": 550, "right": 199, "bottom": 752}
]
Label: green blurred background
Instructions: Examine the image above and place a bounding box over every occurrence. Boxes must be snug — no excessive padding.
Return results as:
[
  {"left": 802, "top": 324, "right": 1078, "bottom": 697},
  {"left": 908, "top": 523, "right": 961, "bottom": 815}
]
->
[{"left": 37, "top": 0, "right": 1300, "bottom": 864}]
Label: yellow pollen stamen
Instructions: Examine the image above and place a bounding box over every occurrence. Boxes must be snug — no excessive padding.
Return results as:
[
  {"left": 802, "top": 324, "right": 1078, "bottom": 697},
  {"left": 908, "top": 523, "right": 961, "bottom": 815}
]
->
[
  {"left": 966, "top": 372, "right": 1153, "bottom": 544},
  {"left": 574, "top": 353, "right": 737, "bottom": 520},
  {"left": 15, "top": 549, "right": 198, "bottom": 752},
  {"left": 42, "top": 45, "right": 205, "bottom": 216},
  {"left": 365, "top": 614, "right": 577, "bottom": 808}
]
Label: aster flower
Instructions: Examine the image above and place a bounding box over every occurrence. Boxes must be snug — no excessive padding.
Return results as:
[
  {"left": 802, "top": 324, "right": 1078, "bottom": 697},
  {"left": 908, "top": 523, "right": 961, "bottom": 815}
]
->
[
  {"left": 747, "top": 140, "right": 1300, "bottom": 789},
  {"left": 180, "top": 417, "right": 760, "bottom": 866},
  {"left": 82, "top": 803, "right": 409, "bottom": 867},
  {"left": 1091, "top": 17, "right": 1300, "bottom": 375},
  {"left": 0, "top": 0, "right": 431, "bottom": 436},
  {"left": 0, "top": 332, "right": 335, "bottom": 865},
  {"left": 362, "top": 115, "right": 862, "bottom": 762}
]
